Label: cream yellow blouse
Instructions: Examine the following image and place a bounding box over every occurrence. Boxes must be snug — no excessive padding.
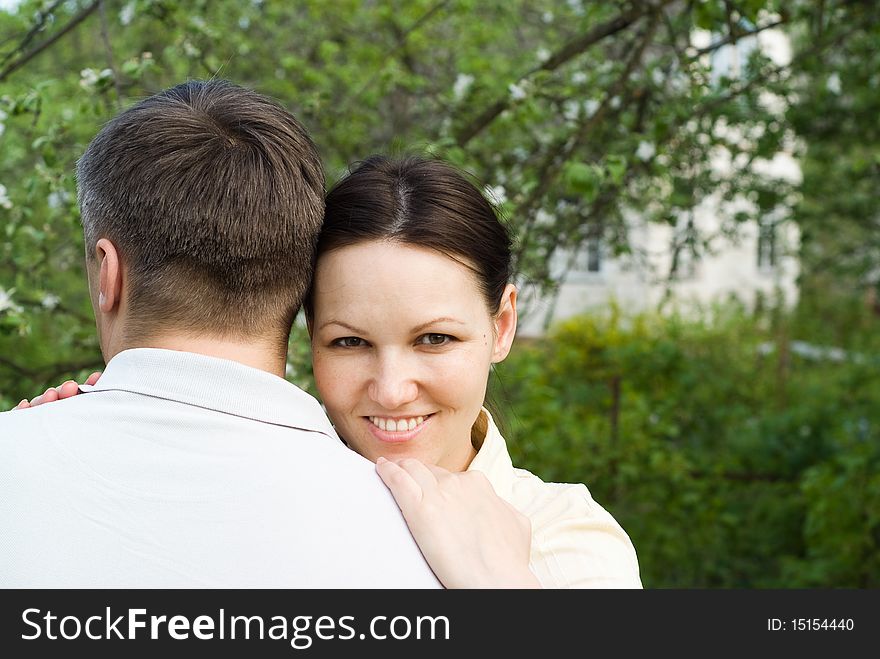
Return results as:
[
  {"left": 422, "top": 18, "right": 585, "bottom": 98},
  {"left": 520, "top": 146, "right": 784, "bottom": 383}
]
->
[{"left": 467, "top": 409, "right": 642, "bottom": 589}]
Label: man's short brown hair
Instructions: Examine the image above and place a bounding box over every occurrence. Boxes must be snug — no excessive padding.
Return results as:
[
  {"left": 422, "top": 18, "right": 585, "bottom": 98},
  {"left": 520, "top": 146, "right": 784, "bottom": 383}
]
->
[{"left": 76, "top": 79, "right": 325, "bottom": 345}]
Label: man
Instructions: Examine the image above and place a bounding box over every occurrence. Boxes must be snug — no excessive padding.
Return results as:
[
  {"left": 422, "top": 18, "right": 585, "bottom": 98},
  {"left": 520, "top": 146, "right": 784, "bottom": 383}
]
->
[{"left": 0, "top": 80, "right": 439, "bottom": 588}]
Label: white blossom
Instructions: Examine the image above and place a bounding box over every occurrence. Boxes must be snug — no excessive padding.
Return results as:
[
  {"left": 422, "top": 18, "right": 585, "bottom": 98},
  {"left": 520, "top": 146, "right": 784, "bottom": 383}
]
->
[
  {"left": 119, "top": 2, "right": 135, "bottom": 26},
  {"left": 79, "top": 68, "right": 112, "bottom": 90},
  {"left": 563, "top": 100, "right": 580, "bottom": 121},
  {"left": 536, "top": 47, "right": 550, "bottom": 63},
  {"left": 0, "top": 288, "right": 21, "bottom": 314},
  {"left": 566, "top": 0, "right": 585, "bottom": 16},
  {"left": 0, "top": 183, "right": 12, "bottom": 209},
  {"left": 556, "top": 198, "right": 574, "bottom": 212},
  {"left": 508, "top": 82, "right": 527, "bottom": 101},
  {"left": 47, "top": 190, "right": 70, "bottom": 209},
  {"left": 635, "top": 140, "right": 656, "bottom": 161},
  {"left": 535, "top": 209, "right": 554, "bottom": 225},
  {"left": 542, "top": 11, "right": 554, "bottom": 23},
  {"left": 79, "top": 68, "right": 99, "bottom": 89},
  {"left": 668, "top": 70, "right": 689, "bottom": 93},
  {"left": 582, "top": 99, "right": 599, "bottom": 116},
  {"left": 651, "top": 68, "right": 666, "bottom": 86},
  {"left": 571, "top": 71, "right": 588, "bottom": 85},
  {"left": 826, "top": 72, "right": 841, "bottom": 95},
  {"left": 453, "top": 73, "right": 474, "bottom": 101},
  {"left": 41, "top": 293, "right": 60, "bottom": 310}
]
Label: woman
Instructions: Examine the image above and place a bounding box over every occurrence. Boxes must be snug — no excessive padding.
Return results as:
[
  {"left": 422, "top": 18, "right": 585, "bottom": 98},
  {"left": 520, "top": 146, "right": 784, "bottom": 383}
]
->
[{"left": 19, "top": 155, "right": 641, "bottom": 589}]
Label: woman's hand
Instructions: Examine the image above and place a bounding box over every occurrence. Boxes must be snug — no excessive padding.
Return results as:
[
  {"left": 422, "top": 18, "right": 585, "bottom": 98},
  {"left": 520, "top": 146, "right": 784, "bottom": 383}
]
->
[
  {"left": 376, "top": 457, "right": 540, "bottom": 589},
  {"left": 12, "top": 371, "right": 102, "bottom": 410}
]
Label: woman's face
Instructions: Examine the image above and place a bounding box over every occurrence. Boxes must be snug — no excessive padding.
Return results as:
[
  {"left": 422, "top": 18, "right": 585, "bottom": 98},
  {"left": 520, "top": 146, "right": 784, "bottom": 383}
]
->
[{"left": 310, "top": 240, "right": 516, "bottom": 472}]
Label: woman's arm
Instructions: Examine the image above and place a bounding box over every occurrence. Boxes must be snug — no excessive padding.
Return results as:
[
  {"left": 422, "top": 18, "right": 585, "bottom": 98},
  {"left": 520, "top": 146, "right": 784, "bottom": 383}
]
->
[{"left": 376, "top": 457, "right": 541, "bottom": 589}]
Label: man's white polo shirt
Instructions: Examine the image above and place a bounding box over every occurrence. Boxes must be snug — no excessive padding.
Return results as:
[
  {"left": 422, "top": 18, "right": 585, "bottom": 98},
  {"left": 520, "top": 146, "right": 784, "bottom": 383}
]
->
[{"left": 0, "top": 348, "right": 439, "bottom": 588}]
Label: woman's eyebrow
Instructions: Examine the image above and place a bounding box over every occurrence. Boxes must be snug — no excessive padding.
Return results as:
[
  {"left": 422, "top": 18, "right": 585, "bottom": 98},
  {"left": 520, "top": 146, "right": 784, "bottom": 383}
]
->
[
  {"left": 318, "top": 320, "right": 366, "bottom": 334},
  {"left": 411, "top": 317, "right": 466, "bottom": 333},
  {"left": 319, "top": 317, "right": 466, "bottom": 334}
]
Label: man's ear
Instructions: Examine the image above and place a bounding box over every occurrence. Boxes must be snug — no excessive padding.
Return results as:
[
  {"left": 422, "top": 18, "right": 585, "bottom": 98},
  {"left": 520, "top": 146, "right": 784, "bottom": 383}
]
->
[
  {"left": 94, "top": 238, "right": 123, "bottom": 313},
  {"left": 491, "top": 283, "right": 518, "bottom": 364}
]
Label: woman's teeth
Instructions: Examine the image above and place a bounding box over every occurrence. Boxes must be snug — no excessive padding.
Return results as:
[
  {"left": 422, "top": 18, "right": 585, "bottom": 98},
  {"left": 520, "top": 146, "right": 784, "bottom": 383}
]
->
[{"left": 368, "top": 416, "right": 425, "bottom": 432}]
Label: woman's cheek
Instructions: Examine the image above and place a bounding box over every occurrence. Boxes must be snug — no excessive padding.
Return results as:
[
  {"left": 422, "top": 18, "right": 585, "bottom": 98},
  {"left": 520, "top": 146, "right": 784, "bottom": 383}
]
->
[
  {"left": 437, "top": 349, "right": 491, "bottom": 402},
  {"left": 313, "top": 353, "right": 356, "bottom": 411}
]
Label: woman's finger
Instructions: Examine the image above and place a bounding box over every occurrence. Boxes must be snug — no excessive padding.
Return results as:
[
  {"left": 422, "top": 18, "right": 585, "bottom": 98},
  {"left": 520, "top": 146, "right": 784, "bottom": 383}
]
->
[
  {"left": 375, "top": 457, "right": 424, "bottom": 513},
  {"left": 31, "top": 388, "right": 59, "bottom": 407},
  {"left": 392, "top": 458, "right": 440, "bottom": 492},
  {"left": 57, "top": 380, "right": 80, "bottom": 399},
  {"left": 85, "top": 371, "right": 102, "bottom": 386}
]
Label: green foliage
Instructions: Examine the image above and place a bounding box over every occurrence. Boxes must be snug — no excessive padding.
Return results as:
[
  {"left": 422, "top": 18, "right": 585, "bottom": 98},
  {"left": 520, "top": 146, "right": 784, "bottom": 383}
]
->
[
  {"left": 1, "top": 0, "right": 876, "bottom": 404},
  {"left": 0, "top": 0, "right": 877, "bottom": 588},
  {"left": 490, "top": 304, "right": 880, "bottom": 587}
]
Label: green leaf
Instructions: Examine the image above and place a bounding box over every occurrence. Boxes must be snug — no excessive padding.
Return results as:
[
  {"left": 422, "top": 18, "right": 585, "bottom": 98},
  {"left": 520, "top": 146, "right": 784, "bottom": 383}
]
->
[{"left": 562, "top": 161, "right": 603, "bottom": 201}]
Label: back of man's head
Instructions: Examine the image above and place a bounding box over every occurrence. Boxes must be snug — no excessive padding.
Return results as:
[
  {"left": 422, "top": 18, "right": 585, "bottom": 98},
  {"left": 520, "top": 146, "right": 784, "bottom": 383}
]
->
[{"left": 76, "top": 79, "right": 324, "bottom": 345}]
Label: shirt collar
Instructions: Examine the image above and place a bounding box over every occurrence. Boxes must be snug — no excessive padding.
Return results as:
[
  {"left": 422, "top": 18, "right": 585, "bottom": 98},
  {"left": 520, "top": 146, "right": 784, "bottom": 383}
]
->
[
  {"left": 77, "top": 348, "right": 338, "bottom": 440},
  {"left": 467, "top": 407, "right": 515, "bottom": 499}
]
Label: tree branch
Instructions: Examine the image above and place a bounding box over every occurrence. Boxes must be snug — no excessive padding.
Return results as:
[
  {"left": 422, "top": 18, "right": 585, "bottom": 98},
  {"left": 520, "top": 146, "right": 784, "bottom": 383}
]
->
[
  {"left": 346, "top": 0, "right": 452, "bottom": 105},
  {"left": 0, "top": 0, "right": 66, "bottom": 68},
  {"left": 453, "top": 3, "right": 658, "bottom": 147},
  {"left": 693, "top": 17, "right": 787, "bottom": 57},
  {"left": 692, "top": 15, "right": 870, "bottom": 120},
  {"left": 98, "top": 0, "right": 122, "bottom": 109},
  {"left": 512, "top": 12, "right": 663, "bottom": 273},
  {"left": 0, "top": 0, "right": 101, "bottom": 83}
]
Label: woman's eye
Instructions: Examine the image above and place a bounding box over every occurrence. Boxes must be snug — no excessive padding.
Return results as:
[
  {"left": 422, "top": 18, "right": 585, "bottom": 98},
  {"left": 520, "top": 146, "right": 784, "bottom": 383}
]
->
[
  {"left": 417, "top": 333, "right": 453, "bottom": 346},
  {"left": 332, "top": 337, "right": 366, "bottom": 348}
]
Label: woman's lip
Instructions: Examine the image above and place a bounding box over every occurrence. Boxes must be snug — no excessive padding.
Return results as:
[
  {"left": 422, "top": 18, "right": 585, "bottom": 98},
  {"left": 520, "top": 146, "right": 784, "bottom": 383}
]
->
[{"left": 363, "top": 414, "right": 432, "bottom": 444}]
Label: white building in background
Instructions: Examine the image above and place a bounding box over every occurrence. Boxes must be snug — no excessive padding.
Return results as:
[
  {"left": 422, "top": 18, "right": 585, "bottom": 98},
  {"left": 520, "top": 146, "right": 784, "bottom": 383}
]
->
[{"left": 517, "top": 23, "right": 801, "bottom": 337}]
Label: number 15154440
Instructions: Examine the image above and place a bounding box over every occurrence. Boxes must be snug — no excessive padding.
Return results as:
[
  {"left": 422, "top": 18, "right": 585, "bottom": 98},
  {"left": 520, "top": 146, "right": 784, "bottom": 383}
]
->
[{"left": 768, "top": 618, "right": 854, "bottom": 631}]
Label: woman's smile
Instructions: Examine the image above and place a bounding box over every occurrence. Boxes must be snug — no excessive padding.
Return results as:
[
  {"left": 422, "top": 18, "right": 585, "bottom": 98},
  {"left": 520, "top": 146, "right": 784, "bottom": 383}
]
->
[{"left": 365, "top": 413, "right": 434, "bottom": 443}]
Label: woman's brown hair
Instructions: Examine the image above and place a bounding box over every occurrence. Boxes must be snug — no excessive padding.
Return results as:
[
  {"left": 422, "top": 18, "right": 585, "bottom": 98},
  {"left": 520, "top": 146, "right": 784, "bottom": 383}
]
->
[{"left": 306, "top": 155, "right": 512, "bottom": 316}]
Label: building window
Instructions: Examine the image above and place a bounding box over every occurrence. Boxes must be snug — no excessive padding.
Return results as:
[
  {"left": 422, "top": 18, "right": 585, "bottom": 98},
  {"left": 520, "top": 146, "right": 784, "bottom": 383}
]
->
[
  {"left": 586, "top": 236, "right": 601, "bottom": 273},
  {"left": 757, "top": 220, "right": 777, "bottom": 270},
  {"left": 671, "top": 215, "right": 698, "bottom": 280},
  {"left": 569, "top": 232, "right": 602, "bottom": 276},
  {"left": 675, "top": 246, "right": 697, "bottom": 280}
]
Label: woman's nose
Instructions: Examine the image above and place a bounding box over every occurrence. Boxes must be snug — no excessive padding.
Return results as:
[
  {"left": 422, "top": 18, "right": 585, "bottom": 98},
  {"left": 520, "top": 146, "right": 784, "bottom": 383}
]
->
[{"left": 367, "top": 352, "right": 419, "bottom": 409}]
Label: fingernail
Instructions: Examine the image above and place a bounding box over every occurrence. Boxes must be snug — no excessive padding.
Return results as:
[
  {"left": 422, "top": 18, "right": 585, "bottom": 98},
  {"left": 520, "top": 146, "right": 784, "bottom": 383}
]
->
[{"left": 376, "top": 457, "right": 388, "bottom": 465}]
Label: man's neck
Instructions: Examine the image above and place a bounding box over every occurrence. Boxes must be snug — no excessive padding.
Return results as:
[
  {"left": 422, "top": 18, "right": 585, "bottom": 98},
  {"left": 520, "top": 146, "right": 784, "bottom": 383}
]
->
[{"left": 104, "top": 334, "right": 288, "bottom": 378}]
